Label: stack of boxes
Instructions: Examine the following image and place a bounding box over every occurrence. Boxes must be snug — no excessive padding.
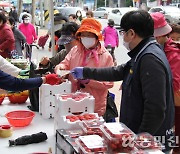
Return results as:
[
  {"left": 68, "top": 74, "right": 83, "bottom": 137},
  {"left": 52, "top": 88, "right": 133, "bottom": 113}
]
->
[
  {"left": 39, "top": 80, "right": 72, "bottom": 119},
  {"left": 54, "top": 92, "right": 95, "bottom": 131}
]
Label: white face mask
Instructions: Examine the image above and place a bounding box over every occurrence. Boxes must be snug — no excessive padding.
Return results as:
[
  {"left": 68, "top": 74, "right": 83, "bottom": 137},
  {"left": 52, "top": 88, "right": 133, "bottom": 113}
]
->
[
  {"left": 123, "top": 40, "right": 130, "bottom": 51},
  {"left": 24, "top": 19, "right": 30, "bottom": 24},
  {"left": 77, "top": 13, "right": 81, "bottom": 17},
  {"left": 81, "top": 37, "right": 96, "bottom": 49}
]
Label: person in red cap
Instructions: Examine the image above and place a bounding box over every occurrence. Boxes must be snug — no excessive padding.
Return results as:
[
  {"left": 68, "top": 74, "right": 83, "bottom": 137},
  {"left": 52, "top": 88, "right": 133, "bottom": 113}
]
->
[
  {"left": 55, "top": 18, "right": 114, "bottom": 116},
  {"left": 151, "top": 12, "right": 180, "bottom": 154}
]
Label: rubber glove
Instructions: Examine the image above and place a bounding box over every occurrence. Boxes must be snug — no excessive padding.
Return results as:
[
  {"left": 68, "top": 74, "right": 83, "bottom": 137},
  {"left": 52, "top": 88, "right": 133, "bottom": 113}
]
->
[
  {"left": 45, "top": 73, "right": 61, "bottom": 85},
  {"left": 71, "top": 67, "right": 84, "bottom": 79},
  {"left": 19, "top": 70, "right": 29, "bottom": 76}
]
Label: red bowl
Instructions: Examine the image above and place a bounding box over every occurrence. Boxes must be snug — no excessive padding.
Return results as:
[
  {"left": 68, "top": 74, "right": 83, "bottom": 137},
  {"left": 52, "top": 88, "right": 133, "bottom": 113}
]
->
[
  {"left": 0, "top": 96, "right": 5, "bottom": 105},
  {"left": 8, "top": 95, "right": 28, "bottom": 104},
  {"left": 5, "top": 110, "right": 35, "bottom": 127}
]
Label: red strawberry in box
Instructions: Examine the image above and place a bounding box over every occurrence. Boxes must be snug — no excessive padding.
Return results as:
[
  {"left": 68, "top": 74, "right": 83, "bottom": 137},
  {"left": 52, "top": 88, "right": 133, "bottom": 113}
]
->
[
  {"left": 65, "top": 113, "right": 97, "bottom": 123},
  {"left": 134, "top": 133, "right": 163, "bottom": 151},
  {"left": 100, "top": 123, "right": 135, "bottom": 153},
  {"left": 60, "top": 93, "right": 88, "bottom": 101},
  {"left": 80, "top": 119, "right": 104, "bottom": 136},
  {"left": 75, "top": 135, "right": 108, "bottom": 154}
]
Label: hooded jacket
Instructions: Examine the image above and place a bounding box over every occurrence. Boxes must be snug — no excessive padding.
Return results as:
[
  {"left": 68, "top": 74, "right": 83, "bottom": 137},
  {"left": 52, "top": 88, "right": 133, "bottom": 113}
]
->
[
  {"left": 57, "top": 43, "right": 114, "bottom": 116},
  {"left": 164, "top": 38, "right": 180, "bottom": 92},
  {"left": 102, "top": 26, "right": 119, "bottom": 47}
]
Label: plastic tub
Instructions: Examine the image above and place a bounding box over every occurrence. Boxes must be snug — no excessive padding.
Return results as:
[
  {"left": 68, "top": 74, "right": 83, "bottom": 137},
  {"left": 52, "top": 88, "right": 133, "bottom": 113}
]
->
[
  {"left": 80, "top": 119, "right": 104, "bottom": 136},
  {"left": 134, "top": 133, "right": 163, "bottom": 151},
  {"left": 100, "top": 122, "right": 135, "bottom": 153},
  {"left": 5, "top": 110, "right": 35, "bottom": 127},
  {"left": 75, "top": 135, "right": 108, "bottom": 153}
]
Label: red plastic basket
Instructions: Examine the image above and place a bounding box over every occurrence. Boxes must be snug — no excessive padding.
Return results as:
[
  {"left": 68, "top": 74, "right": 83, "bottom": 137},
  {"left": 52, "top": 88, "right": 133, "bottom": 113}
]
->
[
  {"left": 8, "top": 95, "right": 28, "bottom": 104},
  {"left": 5, "top": 110, "right": 35, "bottom": 127},
  {"left": 0, "top": 96, "right": 5, "bottom": 105}
]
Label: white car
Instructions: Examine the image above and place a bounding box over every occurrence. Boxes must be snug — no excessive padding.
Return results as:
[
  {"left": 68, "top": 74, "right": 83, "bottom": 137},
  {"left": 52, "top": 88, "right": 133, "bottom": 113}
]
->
[
  {"left": 149, "top": 6, "right": 180, "bottom": 24},
  {"left": 108, "top": 7, "right": 138, "bottom": 27},
  {"left": 93, "top": 7, "right": 113, "bottom": 18},
  {"left": 56, "top": 7, "right": 86, "bottom": 18}
]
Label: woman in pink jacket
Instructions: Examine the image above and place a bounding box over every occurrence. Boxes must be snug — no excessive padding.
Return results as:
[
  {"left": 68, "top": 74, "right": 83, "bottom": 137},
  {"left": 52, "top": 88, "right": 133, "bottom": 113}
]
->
[
  {"left": 102, "top": 19, "right": 119, "bottom": 65},
  {"left": 55, "top": 18, "right": 114, "bottom": 116},
  {"left": 19, "top": 14, "right": 37, "bottom": 45}
]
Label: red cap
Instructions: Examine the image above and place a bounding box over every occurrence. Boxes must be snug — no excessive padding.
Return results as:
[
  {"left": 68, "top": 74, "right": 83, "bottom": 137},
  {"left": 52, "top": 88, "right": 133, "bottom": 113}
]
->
[{"left": 150, "top": 12, "right": 172, "bottom": 37}]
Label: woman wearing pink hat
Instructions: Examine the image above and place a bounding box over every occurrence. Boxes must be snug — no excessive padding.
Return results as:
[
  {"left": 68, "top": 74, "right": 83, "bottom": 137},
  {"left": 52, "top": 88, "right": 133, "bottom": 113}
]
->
[
  {"left": 55, "top": 18, "right": 114, "bottom": 116},
  {"left": 151, "top": 12, "right": 180, "bottom": 154}
]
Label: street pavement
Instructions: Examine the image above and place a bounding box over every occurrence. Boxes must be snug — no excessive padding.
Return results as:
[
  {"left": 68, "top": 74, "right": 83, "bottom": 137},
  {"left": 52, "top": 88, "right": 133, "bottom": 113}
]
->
[{"left": 31, "top": 18, "right": 130, "bottom": 120}]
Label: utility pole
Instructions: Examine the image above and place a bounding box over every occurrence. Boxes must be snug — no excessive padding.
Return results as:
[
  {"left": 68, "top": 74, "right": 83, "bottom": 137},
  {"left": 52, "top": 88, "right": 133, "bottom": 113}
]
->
[
  {"left": 120, "top": 0, "right": 126, "bottom": 7},
  {"left": 32, "top": 0, "right": 36, "bottom": 24},
  {"left": 18, "top": 0, "right": 23, "bottom": 17}
]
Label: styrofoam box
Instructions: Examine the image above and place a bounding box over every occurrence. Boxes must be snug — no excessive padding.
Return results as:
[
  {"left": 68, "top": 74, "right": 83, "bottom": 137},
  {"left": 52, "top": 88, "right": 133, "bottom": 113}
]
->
[
  {"left": 39, "top": 95, "right": 55, "bottom": 115},
  {"left": 39, "top": 81, "right": 72, "bottom": 119},
  {"left": 54, "top": 92, "right": 95, "bottom": 117},
  {"left": 56, "top": 113, "right": 99, "bottom": 130}
]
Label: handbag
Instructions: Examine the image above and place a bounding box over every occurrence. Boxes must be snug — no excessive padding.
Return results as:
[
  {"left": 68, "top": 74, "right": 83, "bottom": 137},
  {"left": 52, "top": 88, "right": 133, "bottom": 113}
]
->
[{"left": 103, "top": 92, "right": 118, "bottom": 122}]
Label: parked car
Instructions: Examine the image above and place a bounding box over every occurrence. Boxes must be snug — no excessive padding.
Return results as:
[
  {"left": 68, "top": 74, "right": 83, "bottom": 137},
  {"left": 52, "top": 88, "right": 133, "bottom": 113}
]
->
[
  {"left": 108, "top": 7, "right": 138, "bottom": 27},
  {"left": 55, "top": 7, "right": 86, "bottom": 18},
  {"left": 149, "top": 6, "right": 180, "bottom": 24},
  {"left": 93, "top": 7, "right": 113, "bottom": 18}
]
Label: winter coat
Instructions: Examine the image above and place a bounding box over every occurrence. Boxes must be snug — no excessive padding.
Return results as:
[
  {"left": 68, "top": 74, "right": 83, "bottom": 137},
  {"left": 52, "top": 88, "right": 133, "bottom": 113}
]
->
[
  {"left": 164, "top": 38, "right": 180, "bottom": 92},
  {"left": 12, "top": 27, "right": 26, "bottom": 56},
  {"left": 102, "top": 26, "right": 119, "bottom": 47},
  {"left": 0, "top": 69, "right": 42, "bottom": 92},
  {"left": 57, "top": 43, "right": 114, "bottom": 116},
  {"left": 0, "top": 55, "right": 21, "bottom": 94},
  {"left": 0, "top": 23, "right": 15, "bottom": 58},
  {"left": 19, "top": 23, "right": 37, "bottom": 44},
  {"left": 0, "top": 55, "right": 20, "bottom": 76}
]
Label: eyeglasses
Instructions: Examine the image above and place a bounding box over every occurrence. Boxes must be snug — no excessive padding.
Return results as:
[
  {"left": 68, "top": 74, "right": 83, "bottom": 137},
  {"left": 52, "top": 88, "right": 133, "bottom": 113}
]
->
[{"left": 120, "top": 30, "right": 129, "bottom": 36}]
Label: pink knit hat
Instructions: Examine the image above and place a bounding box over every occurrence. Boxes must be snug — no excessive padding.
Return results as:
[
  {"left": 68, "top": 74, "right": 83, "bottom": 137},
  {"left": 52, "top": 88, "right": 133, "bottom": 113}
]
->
[{"left": 150, "top": 12, "right": 172, "bottom": 37}]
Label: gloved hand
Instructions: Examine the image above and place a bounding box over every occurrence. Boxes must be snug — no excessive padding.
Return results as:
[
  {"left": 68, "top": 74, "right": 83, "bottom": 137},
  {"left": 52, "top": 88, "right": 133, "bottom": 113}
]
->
[
  {"left": 71, "top": 67, "right": 84, "bottom": 79},
  {"left": 19, "top": 70, "right": 29, "bottom": 76},
  {"left": 44, "top": 73, "right": 61, "bottom": 85}
]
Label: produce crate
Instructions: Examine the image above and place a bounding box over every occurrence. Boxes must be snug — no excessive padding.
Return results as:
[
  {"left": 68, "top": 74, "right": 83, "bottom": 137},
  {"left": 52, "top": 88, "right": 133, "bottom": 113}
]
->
[{"left": 39, "top": 81, "right": 71, "bottom": 119}]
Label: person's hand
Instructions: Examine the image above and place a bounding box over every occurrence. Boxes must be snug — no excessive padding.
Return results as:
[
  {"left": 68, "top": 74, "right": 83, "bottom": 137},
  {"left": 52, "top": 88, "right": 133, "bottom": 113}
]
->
[
  {"left": 34, "top": 40, "right": 37, "bottom": 44},
  {"left": 0, "top": 50, "right": 3, "bottom": 52},
  {"left": 40, "top": 57, "right": 50, "bottom": 66},
  {"left": 71, "top": 67, "right": 84, "bottom": 79},
  {"left": 44, "top": 73, "right": 61, "bottom": 85},
  {"left": 54, "top": 65, "right": 65, "bottom": 74},
  {"left": 19, "top": 70, "right": 29, "bottom": 76}
]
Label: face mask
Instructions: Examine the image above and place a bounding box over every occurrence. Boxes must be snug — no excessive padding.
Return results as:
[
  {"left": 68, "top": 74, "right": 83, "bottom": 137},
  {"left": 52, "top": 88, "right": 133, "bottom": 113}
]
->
[
  {"left": 123, "top": 40, "right": 131, "bottom": 51},
  {"left": 24, "top": 19, "right": 30, "bottom": 24},
  {"left": 81, "top": 37, "right": 96, "bottom": 49},
  {"left": 77, "top": 13, "right": 81, "bottom": 17}
]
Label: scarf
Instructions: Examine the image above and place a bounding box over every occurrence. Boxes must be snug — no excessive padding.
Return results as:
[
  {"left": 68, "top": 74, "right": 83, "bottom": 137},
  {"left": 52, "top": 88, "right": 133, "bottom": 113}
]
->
[{"left": 82, "top": 48, "right": 99, "bottom": 66}]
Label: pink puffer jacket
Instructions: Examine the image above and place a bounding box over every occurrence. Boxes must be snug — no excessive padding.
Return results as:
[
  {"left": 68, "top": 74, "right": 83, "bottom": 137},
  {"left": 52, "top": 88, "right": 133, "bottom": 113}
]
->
[{"left": 57, "top": 43, "right": 114, "bottom": 116}]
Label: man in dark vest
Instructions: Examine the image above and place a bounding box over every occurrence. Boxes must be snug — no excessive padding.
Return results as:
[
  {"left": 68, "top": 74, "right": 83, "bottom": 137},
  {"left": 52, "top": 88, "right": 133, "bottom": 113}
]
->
[{"left": 70, "top": 10, "right": 175, "bottom": 153}]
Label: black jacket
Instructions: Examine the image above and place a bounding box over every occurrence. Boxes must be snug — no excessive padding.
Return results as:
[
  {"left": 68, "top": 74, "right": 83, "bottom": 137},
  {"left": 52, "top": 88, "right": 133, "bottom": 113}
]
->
[{"left": 83, "top": 37, "right": 175, "bottom": 151}]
